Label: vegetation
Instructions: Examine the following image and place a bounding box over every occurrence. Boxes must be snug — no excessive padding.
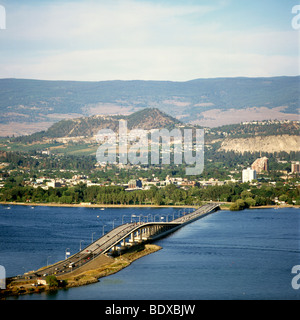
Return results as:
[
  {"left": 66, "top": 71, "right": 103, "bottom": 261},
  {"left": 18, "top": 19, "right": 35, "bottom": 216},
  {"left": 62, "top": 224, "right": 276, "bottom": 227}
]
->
[
  {"left": 0, "top": 180, "right": 299, "bottom": 209},
  {"left": 207, "top": 121, "right": 300, "bottom": 140},
  {"left": 45, "top": 275, "right": 58, "bottom": 287},
  {"left": 12, "top": 108, "right": 183, "bottom": 143}
]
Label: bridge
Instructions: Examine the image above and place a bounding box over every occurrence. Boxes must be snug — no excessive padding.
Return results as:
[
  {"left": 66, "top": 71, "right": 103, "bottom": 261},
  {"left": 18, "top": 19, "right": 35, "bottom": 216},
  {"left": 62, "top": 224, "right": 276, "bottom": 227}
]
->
[{"left": 26, "top": 203, "right": 220, "bottom": 279}]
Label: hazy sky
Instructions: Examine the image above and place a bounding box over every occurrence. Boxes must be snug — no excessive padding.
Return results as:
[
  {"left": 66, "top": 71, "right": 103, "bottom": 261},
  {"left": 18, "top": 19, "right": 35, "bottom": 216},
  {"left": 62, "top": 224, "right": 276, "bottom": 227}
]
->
[{"left": 0, "top": 0, "right": 299, "bottom": 81}]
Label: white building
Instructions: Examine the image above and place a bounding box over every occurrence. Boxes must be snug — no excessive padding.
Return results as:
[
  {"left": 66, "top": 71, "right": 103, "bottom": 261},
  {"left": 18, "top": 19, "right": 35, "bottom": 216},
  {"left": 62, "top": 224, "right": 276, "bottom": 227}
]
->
[{"left": 242, "top": 168, "right": 256, "bottom": 183}]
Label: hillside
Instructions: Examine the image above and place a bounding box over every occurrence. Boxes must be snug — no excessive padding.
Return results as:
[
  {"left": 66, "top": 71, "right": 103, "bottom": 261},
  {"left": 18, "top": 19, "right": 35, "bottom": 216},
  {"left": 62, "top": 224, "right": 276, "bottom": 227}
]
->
[
  {"left": 219, "top": 135, "right": 300, "bottom": 153},
  {"left": 8, "top": 108, "right": 300, "bottom": 156},
  {"left": 209, "top": 120, "right": 300, "bottom": 153},
  {"left": 0, "top": 76, "right": 299, "bottom": 136},
  {"left": 13, "top": 108, "right": 184, "bottom": 143}
]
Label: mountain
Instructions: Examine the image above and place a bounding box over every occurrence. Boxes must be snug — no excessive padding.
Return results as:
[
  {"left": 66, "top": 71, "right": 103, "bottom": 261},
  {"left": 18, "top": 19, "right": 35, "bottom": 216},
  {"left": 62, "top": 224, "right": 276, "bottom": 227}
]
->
[
  {"left": 13, "top": 108, "right": 184, "bottom": 143},
  {"left": 10, "top": 107, "right": 300, "bottom": 155},
  {"left": 0, "top": 76, "right": 299, "bottom": 136}
]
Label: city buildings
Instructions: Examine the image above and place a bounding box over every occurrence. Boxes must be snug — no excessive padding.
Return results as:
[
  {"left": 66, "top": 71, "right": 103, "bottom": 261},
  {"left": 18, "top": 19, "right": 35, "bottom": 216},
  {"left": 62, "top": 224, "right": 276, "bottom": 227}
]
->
[
  {"left": 251, "top": 157, "right": 268, "bottom": 173},
  {"left": 242, "top": 167, "right": 257, "bottom": 183},
  {"left": 127, "top": 179, "right": 143, "bottom": 189},
  {"left": 291, "top": 161, "right": 300, "bottom": 174}
]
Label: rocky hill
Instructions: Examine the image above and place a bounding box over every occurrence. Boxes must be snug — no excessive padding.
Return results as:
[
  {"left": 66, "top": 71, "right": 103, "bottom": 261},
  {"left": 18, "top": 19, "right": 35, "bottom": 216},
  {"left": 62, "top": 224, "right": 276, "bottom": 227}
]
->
[
  {"left": 11, "top": 107, "right": 300, "bottom": 155},
  {"left": 13, "top": 108, "right": 184, "bottom": 143},
  {"left": 219, "top": 135, "right": 300, "bottom": 153}
]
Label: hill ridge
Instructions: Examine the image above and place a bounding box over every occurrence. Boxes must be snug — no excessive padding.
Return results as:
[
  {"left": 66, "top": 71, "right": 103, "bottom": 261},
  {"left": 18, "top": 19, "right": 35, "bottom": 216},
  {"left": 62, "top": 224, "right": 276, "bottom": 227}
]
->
[
  {"left": 13, "top": 108, "right": 185, "bottom": 143},
  {"left": 0, "top": 76, "right": 298, "bottom": 133}
]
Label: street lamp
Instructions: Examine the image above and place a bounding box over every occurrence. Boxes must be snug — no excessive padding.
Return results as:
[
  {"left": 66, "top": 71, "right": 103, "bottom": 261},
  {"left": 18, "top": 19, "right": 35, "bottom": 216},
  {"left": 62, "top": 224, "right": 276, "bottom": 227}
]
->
[
  {"left": 91, "top": 232, "right": 95, "bottom": 243},
  {"left": 112, "top": 219, "right": 116, "bottom": 229},
  {"left": 131, "top": 214, "right": 141, "bottom": 223},
  {"left": 122, "top": 215, "right": 127, "bottom": 224},
  {"left": 80, "top": 240, "right": 84, "bottom": 251},
  {"left": 177, "top": 209, "right": 182, "bottom": 218},
  {"left": 102, "top": 224, "right": 106, "bottom": 236},
  {"left": 160, "top": 214, "right": 168, "bottom": 222},
  {"left": 65, "top": 248, "right": 70, "bottom": 260}
]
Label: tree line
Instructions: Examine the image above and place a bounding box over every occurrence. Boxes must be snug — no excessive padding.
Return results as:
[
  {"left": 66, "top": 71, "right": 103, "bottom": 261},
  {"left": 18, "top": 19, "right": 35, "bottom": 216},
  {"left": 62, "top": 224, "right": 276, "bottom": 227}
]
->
[{"left": 1, "top": 182, "right": 299, "bottom": 209}]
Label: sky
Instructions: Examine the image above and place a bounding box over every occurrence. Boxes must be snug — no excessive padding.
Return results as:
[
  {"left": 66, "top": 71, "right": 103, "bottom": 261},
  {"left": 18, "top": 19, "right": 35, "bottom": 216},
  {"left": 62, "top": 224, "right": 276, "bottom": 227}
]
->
[{"left": 0, "top": 0, "right": 299, "bottom": 81}]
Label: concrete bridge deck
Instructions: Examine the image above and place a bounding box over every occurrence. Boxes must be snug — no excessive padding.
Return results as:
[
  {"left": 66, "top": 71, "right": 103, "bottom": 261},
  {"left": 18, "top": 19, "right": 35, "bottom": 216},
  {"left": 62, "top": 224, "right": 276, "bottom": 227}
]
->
[{"left": 25, "top": 203, "right": 220, "bottom": 279}]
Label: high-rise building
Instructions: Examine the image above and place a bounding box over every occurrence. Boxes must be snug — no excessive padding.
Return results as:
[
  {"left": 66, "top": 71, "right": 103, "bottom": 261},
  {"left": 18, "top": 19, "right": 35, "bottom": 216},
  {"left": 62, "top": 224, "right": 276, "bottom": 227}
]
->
[
  {"left": 242, "top": 168, "right": 257, "bottom": 183},
  {"left": 251, "top": 157, "right": 268, "bottom": 173},
  {"left": 291, "top": 161, "right": 300, "bottom": 173},
  {"left": 128, "top": 179, "right": 142, "bottom": 189}
]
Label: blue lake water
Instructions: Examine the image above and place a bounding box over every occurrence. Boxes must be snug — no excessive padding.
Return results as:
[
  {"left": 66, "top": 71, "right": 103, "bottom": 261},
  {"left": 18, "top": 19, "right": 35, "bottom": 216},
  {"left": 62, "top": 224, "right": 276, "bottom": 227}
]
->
[{"left": 0, "top": 204, "right": 299, "bottom": 300}]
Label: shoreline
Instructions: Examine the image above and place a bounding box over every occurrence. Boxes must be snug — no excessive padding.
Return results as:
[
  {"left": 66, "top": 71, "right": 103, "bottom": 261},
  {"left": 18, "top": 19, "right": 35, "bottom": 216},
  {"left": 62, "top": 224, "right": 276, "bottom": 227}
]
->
[
  {"left": 0, "top": 201, "right": 196, "bottom": 209},
  {"left": 0, "top": 201, "right": 299, "bottom": 210},
  {"left": 1, "top": 244, "right": 162, "bottom": 299}
]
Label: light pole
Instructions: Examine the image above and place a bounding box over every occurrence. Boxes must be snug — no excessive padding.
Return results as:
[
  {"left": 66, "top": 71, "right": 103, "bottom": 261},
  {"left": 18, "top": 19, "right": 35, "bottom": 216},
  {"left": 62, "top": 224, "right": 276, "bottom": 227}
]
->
[
  {"left": 154, "top": 214, "right": 160, "bottom": 222},
  {"left": 65, "top": 248, "right": 70, "bottom": 260},
  {"left": 122, "top": 215, "right": 127, "bottom": 224},
  {"left": 91, "top": 232, "right": 95, "bottom": 243},
  {"left": 102, "top": 224, "right": 106, "bottom": 236},
  {"left": 80, "top": 240, "right": 84, "bottom": 251},
  {"left": 177, "top": 209, "right": 182, "bottom": 218},
  {"left": 112, "top": 219, "right": 116, "bottom": 230},
  {"left": 160, "top": 214, "right": 167, "bottom": 222}
]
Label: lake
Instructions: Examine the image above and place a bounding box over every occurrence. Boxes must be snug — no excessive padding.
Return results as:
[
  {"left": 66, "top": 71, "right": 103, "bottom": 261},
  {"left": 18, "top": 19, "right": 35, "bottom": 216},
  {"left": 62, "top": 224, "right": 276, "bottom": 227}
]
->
[{"left": 0, "top": 204, "right": 299, "bottom": 300}]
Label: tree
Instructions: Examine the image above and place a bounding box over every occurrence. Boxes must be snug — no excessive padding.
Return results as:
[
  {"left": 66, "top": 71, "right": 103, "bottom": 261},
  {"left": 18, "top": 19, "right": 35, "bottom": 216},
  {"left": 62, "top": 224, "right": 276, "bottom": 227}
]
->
[
  {"left": 46, "top": 275, "right": 58, "bottom": 287},
  {"left": 229, "top": 199, "right": 249, "bottom": 211},
  {"left": 154, "top": 193, "right": 163, "bottom": 205},
  {"left": 244, "top": 197, "right": 256, "bottom": 207},
  {"left": 137, "top": 192, "right": 145, "bottom": 205},
  {"left": 279, "top": 194, "right": 288, "bottom": 203},
  {"left": 241, "top": 190, "right": 253, "bottom": 199}
]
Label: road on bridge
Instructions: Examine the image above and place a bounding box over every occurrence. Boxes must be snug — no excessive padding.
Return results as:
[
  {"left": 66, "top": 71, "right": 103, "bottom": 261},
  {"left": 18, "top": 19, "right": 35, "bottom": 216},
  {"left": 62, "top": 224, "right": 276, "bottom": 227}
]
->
[{"left": 25, "top": 203, "right": 219, "bottom": 279}]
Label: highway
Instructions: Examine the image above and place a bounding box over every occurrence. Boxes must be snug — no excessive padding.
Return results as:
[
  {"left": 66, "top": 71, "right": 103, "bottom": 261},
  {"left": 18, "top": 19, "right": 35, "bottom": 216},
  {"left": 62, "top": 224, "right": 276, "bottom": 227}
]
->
[
  {"left": 25, "top": 203, "right": 220, "bottom": 279},
  {"left": 31, "top": 222, "right": 140, "bottom": 278}
]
